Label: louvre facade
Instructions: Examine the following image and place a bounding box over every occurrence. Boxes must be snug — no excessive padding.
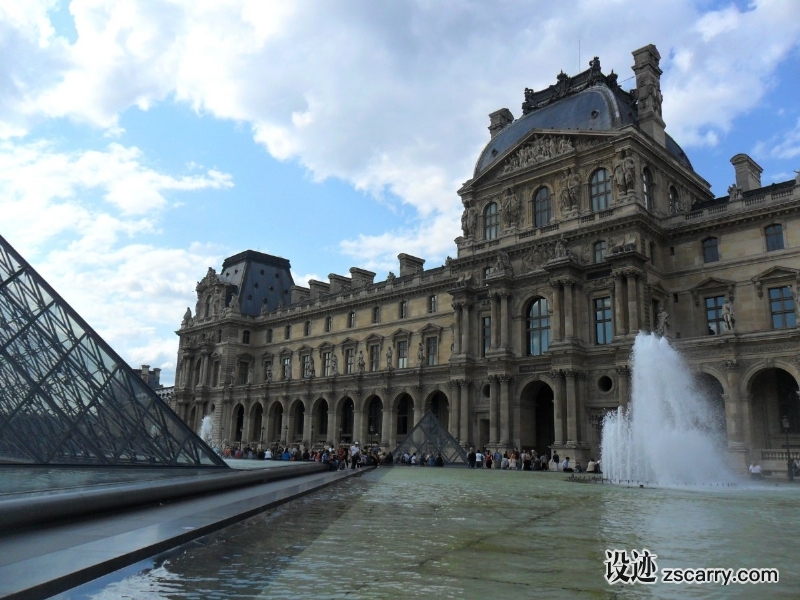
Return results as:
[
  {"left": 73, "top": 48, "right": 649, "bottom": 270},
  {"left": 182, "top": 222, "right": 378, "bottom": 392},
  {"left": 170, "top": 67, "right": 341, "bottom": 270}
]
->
[{"left": 173, "top": 44, "right": 800, "bottom": 472}]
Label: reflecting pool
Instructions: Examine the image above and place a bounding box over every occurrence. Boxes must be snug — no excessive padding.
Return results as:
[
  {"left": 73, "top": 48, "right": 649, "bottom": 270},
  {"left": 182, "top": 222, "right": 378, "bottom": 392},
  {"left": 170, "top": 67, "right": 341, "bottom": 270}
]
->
[{"left": 61, "top": 468, "right": 800, "bottom": 599}]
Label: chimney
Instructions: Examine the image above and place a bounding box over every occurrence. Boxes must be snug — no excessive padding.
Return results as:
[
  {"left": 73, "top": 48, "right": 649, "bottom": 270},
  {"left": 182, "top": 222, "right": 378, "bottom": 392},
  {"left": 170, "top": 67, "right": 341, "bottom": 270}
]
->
[
  {"left": 328, "top": 274, "right": 351, "bottom": 294},
  {"left": 152, "top": 368, "right": 161, "bottom": 388},
  {"left": 349, "top": 267, "right": 376, "bottom": 289},
  {"left": 290, "top": 285, "right": 310, "bottom": 304},
  {"left": 730, "top": 154, "right": 763, "bottom": 192},
  {"left": 631, "top": 44, "right": 665, "bottom": 147},
  {"left": 308, "top": 280, "right": 330, "bottom": 300},
  {"left": 140, "top": 365, "right": 150, "bottom": 382},
  {"left": 488, "top": 108, "right": 514, "bottom": 138},
  {"left": 398, "top": 253, "right": 425, "bottom": 277}
]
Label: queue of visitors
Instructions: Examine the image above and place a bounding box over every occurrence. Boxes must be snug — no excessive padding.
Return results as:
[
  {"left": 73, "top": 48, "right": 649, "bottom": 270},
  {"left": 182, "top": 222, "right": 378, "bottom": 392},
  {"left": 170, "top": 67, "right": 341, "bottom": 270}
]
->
[
  {"left": 220, "top": 441, "right": 394, "bottom": 471},
  {"left": 465, "top": 447, "right": 602, "bottom": 473}
]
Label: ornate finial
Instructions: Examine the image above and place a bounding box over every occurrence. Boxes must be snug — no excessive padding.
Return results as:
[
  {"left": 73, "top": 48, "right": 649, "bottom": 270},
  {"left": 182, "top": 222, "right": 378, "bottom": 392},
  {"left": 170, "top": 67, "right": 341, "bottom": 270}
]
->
[{"left": 590, "top": 56, "right": 600, "bottom": 71}]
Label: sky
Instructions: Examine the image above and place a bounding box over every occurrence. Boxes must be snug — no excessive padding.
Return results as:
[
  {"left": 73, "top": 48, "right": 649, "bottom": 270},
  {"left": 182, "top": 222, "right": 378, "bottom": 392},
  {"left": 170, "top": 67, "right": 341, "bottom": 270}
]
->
[{"left": 1, "top": 0, "right": 799, "bottom": 386}]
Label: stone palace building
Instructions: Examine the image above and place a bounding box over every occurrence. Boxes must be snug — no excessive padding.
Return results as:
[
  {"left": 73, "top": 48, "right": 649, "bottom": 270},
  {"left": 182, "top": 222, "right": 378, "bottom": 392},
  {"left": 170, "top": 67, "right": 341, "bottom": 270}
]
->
[{"left": 172, "top": 44, "right": 800, "bottom": 471}]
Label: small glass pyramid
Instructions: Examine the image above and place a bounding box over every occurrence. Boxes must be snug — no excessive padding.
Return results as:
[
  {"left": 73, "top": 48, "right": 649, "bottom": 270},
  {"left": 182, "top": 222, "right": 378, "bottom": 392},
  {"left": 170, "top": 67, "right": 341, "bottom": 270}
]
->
[{"left": 393, "top": 411, "right": 468, "bottom": 464}]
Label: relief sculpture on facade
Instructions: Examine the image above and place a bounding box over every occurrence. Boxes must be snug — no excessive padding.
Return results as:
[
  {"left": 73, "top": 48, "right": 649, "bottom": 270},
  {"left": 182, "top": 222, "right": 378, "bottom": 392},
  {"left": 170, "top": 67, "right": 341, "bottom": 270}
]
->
[{"left": 499, "top": 135, "right": 600, "bottom": 176}]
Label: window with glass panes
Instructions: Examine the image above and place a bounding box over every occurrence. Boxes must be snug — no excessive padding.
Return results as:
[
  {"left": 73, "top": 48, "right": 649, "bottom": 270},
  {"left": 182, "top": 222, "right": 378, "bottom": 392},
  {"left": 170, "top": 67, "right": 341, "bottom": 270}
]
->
[
  {"left": 284, "top": 325, "right": 291, "bottom": 340},
  {"left": 266, "top": 328, "right": 273, "bottom": 343},
  {"left": 533, "top": 187, "right": 552, "bottom": 227},
  {"left": 703, "top": 238, "right": 719, "bottom": 263},
  {"left": 325, "top": 316, "right": 332, "bottom": 332},
  {"left": 526, "top": 298, "right": 550, "bottom": 356},
  {"left": 242, "top": 330, "right": 250, "bottom": 344},
  {"left": 397, "top": 341, "right": 408, "bottom": 368},
  {"left": 399, "top": 300, "right": 408, "bottom": 319},
  {"left": 348, "top": 311, "right": 355, "bottom": 328},
  {"left": 426, "top": 337, "right": 438, "bottom": 366},
  {"left": 642, "top": 167, "right": 653, "bottom": 211},
  {"left": 590, "top": 168, "right": 611, "bottom": 211},
  {"left": 369, "top": 344, "right": 380, "bottom": 371},
  {"left": 322, "top": 352, "right": 331, "bottom": 376},
  {"left": 428, "top": 295, "right": 437, "bottom": 313},
  {"left": 303, "top": 321, "right": 310, "bottom": 336},
  {"left": 396, "top": 396, "right": 410, "bottom": 435},
  {"left": 482, "top": 316, "right": 491, "bottom": 357},
  {"left": 237, "top": 361, "right": 250, "bottom": 385},
  {"left": 594, "top": 297, "right": 613, "bottom": 344},
  {"left": 301, "top": 355, "right": 311, "bottom": 378},
  {"left": 372, "top": 306, "right": 380, "bottom": 323},
  {"left": 282, "top": 357, "right": 291, "bottom": 379},
  {"left": 594, "top": 241, "right": 606, "bottom": 263},
  {"left": 705, "top": 296, "right": 725, "bottom": 335},
  {"left": 766, "top": 224, "right": 784, "bottom": 251},
  {"left": 770, "top": 286, "right": 796, "bottom": 328},
  {"left": 484, "top": 202, "right": 499, "bottom": 240},
  {"left": 345, "top": 348, "right": 355, "bottom": 374}
]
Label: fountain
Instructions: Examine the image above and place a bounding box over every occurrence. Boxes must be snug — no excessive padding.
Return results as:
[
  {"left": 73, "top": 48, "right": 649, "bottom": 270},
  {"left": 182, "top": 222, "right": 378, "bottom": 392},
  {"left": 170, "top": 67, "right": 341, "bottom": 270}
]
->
[
  {"left": 601, "top": 332, "right": 738, "bottom": 486},
  {"left": 198, "top": 415, "right": 214, "bottom": 447}
]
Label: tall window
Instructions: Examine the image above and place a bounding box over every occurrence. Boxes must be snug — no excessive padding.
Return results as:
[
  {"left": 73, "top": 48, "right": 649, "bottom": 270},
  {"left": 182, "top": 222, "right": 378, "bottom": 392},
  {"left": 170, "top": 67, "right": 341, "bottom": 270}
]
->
[
  {"left": 705, "top": 296, "right": 725, "bottom": 335},
  {"left": 242, "top": 330, "right": 250, "bottom": 344},
  {"left": 668, "top": 186, "right": 680, "bottom": 213},
  {"left": 703, "top": 238, "right": 719, "bottom": 263},
  {"left": 590, "top": 168, "right": 611, "bottom": 211},
  {"left": 367, "top": 398, "right": 382, "bottom": 438},
  {"left": 770, "top": 286, "right": 796, "bottom": 329},
  {"left": 533, "top": 187, "right": 552, "bottom": 227},
  {"left": 369, "top": 344, "right": 380, "bottom": 372},
  {"left": 282, "top": 357, "right": 291, "bottom": 380},
  {"left": 428, "top": 295, "right": 438, "bottom": 313},
  {"left": 397, "top": 396, "right": 411, "bottom": 435},
  {"left": 348, "top": 311, "right": 356, "bottom": 328},
  {"left": 284, "top": 325, "right": 291, "bottom": 340},
  {"left": 301, "top": 355, "right": 311, "bottom": 378},
  {"left": 594, "top": 241, "right": 606, "bottom": 264},
  {"left": 594, "top": 297, "right": 613, "bottom": 345},
  {"left": 399, "top": 300, "right": 408, "bottom": 319},
  {"left": 766, "top": 224, "right": 784, "bottom": 251},
  {"left": 426, "top": 337, "right": 438, "bottom": 366},
  {"left": 372, "top": 306, "right": 381, "bottom": 323},
  {"left": 482, "top": 316, "right": 491, "bottom": 357},
  {"left": 217, "top": 329, "right": 223, "bottom": 343},
  {"left": 325, "top": 316, "right": 332, "bottom": 332},
  {"left": 303, "top": 321, "right": 310, "bottom": 336},
  {"left": 205, "top": 296, "right": 212, "bottom": 318},
  {"left": 212, "top": 361, "right": 220, "bottom": 387},
  {"left": 484, "top": 202, "right": 499, "bottom": 240},
  {"left": 266, "top": 328, "right": 273, "bottom": 343},
  {"left": 397, "top": 341, "right": 408, "bottom": 368},
  {"left": 642, "top": 167, "right": 653, "bottom": 211},
  {"left": 322, "top": 351, "right": 331, "bottom": 377},
  {"left": 237, "top": 361, "right": 250, "bottom": 385},
  {"left": 345, "top": 348, "right": 355, "bottom": 374},
  {"left": 526, "top": 298, "right": 550, "bottom": 356}
]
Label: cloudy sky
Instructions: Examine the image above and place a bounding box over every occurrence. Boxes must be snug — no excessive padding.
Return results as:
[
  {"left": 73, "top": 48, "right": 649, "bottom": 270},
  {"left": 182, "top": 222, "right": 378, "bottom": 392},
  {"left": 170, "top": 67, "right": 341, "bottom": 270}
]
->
[{"left": 1, "top": 0, "right": 799, "bottom": 385}]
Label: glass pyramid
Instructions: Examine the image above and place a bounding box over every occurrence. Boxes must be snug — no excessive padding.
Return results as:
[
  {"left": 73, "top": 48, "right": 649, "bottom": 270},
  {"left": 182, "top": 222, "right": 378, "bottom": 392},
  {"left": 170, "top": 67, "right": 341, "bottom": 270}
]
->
[
  {"left": 393, "top": 411, "right": 469, "bottom": 464},
  {"left": 0, "top": 234, "right": 227, "bottom": 467}
]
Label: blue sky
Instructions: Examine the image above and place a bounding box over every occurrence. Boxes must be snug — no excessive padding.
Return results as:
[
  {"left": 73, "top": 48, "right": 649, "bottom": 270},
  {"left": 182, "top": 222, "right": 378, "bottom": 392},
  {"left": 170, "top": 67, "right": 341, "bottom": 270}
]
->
[{"left": 1, "top": 0, "right": 799, "bottom": 385}]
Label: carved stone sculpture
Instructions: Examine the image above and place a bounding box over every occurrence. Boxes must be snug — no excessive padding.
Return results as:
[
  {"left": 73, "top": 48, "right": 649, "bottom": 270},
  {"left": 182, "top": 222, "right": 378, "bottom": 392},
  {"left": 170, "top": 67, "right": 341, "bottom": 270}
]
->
[
  {"left": 418, "top": 342, "right": 425, "bottom": 364},
  {"left": 727, "top": 184, "right": 742, "bottom": 201},
  {"left": 181, "top": 307, "right": 192, "bottom": 328},
  {"left": 309, "top": 356, "right": 315, "bottom": 377},
  {"left": 554, "top": 235, "right": 567, "bottom": 258},
  {"left": 722, "top": 297, "right": 735, "bottom": 331},
  {"left": 357, "top": 351, "right": 365, "bottom": 372},
  {"left": 655, "top": 306, "right": 670, "bottom": 337},
  {"left": 331, "top": 354, "right": 339, "bottom": 376},
  {"left": 501, "top": 187, "right": 521, "bottom": 228},
  {"left": 559, "top": 167, "right": 580, "bottom": 213},
  {"left": 386, "top": 346, "right": 393, "bottom": 369},
  {"left": 461, "top": 200, "right": 478, "bottom": 238}
]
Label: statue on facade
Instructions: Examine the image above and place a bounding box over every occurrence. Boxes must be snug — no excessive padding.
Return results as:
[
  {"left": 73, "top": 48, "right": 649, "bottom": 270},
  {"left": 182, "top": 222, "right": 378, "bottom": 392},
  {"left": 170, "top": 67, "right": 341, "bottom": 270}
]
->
[
  {"left": 522, "top": 247, "right": 543, "bottom": 272},
  {"left": 722, "top": 297, "right": 735, "bottom": 331},
  {"left": 554, "top": 234, "right": 568, "bottom": 258},
  {"left": 559, "top": 167, "right": 580, "bottom": 213},
  {"left": 265, "top": 362, "right": 273, "bottom": 383},
  {"left": 229, "top": 293, "right": 240, "bottom": 311},
  {"left": 309, "top": 356, "right": 315, "bottom": 377},
  {"left": 461, "top": 199, "right": 478, "bottom": 238},
  {"left": 418, "top": 341, "right": 425, "bottom": 365},
  {"left": 181, "top": 307, "right": 192, "bottom": 328},
  {"left": 386, "top": 271, "right": 396, "bottom": 281},
  {"left": 727, "top": 184, "right": 742, "bottom": 201},
  {"left": 655, "top": 306, "right": 670, "bottom": 337},
  {"left": 614, "top": 150, "right": 636, "bottom": 196},
  {"left": 386, "top": 346, "right": 393, "bottom": 369},
  {"left": 357, "top": 350, "right": 365, "bottom": 372},
  {"left": 260, "top": 301, "right": 269, "bottom": 316},
  {"left": 331, "top": 354, "right": 339, "bottom": 376},
  {"left": 502, "top": 187, "right": 521, "bottom": 228}
]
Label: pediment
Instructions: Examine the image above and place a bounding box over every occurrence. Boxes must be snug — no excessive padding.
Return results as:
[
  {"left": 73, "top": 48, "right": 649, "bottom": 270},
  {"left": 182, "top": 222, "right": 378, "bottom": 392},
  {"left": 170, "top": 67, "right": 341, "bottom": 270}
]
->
[
  {"left": 278, "top": 347, "right": 293, "bottom": 357},
  {"left": 390, "top": 328, "right": 412, "bottom": 340},
  {"left": 474, "top": 131, "right": 612, "bottom": 186},
  {"left": 364, "top": 333, "right": 384, "bottom": 345},
  {"left": 260, "top": 351, "right": 273, "bottom": 362},
  {"left": 690, "top": 277, "right": 736, "bottom": 307},
  {"left": 317, "top": 341, "right": 335, "bottom": 351},
  {"left": 339, "top": 336, "right": 358, "bottom": 347},
  {"left": 418, "top": 323, "right": 444, "bottom": 340},
  {"left": 752, "top": 266, "right": 798, "bottom": 298},
  {"left": 296, "top": 344, "right": 313, "bottom": 353}
]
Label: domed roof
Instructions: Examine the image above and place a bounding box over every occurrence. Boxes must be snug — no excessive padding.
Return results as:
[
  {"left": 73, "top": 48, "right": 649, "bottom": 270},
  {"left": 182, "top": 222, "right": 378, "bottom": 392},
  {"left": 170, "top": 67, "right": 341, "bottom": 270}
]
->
[{"left": 473, "top": 61, "right": 693, "bottom": 177}]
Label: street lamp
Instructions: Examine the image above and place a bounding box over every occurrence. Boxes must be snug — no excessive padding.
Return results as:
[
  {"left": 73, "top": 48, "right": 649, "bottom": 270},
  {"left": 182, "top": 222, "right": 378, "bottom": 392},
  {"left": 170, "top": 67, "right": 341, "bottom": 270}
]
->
[{"left": 782, "top": 415, "right": 793, "bottom": 481}]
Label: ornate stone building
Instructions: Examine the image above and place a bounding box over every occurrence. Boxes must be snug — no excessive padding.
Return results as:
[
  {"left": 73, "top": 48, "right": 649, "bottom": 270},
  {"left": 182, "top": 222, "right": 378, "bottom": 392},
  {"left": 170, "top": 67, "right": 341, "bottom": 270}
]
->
[{"left": 173, "top": 45, "right": 800, "bottom": 472}]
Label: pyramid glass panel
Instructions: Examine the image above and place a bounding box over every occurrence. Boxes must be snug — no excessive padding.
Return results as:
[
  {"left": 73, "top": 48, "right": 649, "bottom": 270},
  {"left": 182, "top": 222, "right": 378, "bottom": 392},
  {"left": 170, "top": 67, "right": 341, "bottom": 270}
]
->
[
  {"left": 0, "top": 234, "right": 227, "bottom": 468},
  {"left": 393, "top": 411, "right": 468, "bottom": 464}
]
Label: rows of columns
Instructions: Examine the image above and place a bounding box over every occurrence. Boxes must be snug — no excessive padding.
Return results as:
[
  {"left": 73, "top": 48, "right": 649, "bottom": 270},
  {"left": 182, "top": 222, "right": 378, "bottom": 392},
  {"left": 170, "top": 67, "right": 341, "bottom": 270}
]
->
[{"left": 613, "top": 269, "right": 643, "bottom": 337}]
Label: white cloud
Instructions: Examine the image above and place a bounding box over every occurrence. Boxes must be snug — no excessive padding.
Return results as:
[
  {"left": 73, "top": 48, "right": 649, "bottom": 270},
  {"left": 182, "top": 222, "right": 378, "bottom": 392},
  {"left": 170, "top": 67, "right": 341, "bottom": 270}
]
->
[{"left": 755, "top": 117, "right": 800, "bottom": 161}]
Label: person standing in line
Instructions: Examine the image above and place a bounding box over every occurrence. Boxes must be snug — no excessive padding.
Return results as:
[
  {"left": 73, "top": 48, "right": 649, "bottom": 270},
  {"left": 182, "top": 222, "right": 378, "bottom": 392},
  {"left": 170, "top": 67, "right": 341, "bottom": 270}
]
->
[{"left": 475, "top": 449, "right": 484, "bottom": 469}]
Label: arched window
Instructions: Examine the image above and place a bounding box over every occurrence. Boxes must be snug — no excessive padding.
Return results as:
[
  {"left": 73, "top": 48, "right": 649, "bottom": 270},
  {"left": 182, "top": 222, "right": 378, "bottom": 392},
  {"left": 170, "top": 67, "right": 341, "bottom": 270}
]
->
[
  {"left": 484, "top": 202, "right": 499, "bottom": 240},
  {"left": 594, "top": 241, "right": 606, "bottom": 264},
  {"left": 668, "top": 186, "right": 680, "bottom": 213},
  {"left": 397, "top": 395, "right": 411, "bottom": 435},
  {"left": 368, "top": 397, "right": 382, "bottom": 439},
  {"left": 533, "top": 187, "right": 552, "bottom": 227},
  {"left": 702, "top": 237, "right": 719, "bottom": 263},
  {"left": 526, "top": 298, "right": 550, "bottom": 356},
  {"left": 242, "top": 330, "right": 250, "bottom": 344},
  {"left": 642, "top": 167, "right": 653, "bottom": 211},
  {"left": 205, "top": 296, "right": 212, "bottom": 318},
  {"left": 765, "top": 224, "right": 784, "bottom": 251},
  {"left": 590, "top": 168, "right": 611, "bottom": 211}
]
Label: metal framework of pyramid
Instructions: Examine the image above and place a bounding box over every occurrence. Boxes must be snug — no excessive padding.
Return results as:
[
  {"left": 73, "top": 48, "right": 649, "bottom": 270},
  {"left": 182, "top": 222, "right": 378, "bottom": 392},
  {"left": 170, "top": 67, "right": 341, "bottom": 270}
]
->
[
  {"left": 393, "top": 411, "right": 468, "bottom": 464},
  {"left": 0, "top": 234, "right": 227, "bottom": 467}
]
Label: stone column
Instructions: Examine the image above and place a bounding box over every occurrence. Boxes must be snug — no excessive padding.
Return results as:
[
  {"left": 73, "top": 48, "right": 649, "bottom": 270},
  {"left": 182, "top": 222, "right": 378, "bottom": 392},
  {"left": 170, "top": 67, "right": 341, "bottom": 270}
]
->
[
  {"left": 551, "top": 281, "right": 562, "bottom": 342},
  {"left": 564, "top": 282, "right": 574, "bottom": 341},
  {"left": 565, "top": 370, "right": 579, "bottom": 444},
  {"left": 414, "top": 395, "right": 425, "bottom": 428},
  {"left": 303, "top": 404, "right": 313, "bottom": 446},
  {"left": 614, "top": 273, "right": 626, "bottom": 337},
  {"left": 616, "top": 366, "right": 630, "bottom": 410},
  {"left": 381, "top": 402, "right": 391, "bottom": 448},
  {"left": 460, "top": 380, "right": 471, "bottom": 448},
  {"left": 724, "top": 361, "right": 744, "bottom": 448},
  {"left": 281, "top": 407, "right": 289, "bottom": 445},
  {"left": 461, "top": 303, "right": 471, "bottom": 355},
  {"left": 500, "top": 293, "right": 510, "bottom": 350},
  {"left": 489, "top": 375, "right": 499, "bottom": 445},
  {"left": 327, "top": 403, "right": 337, "bottom": 446},
  {"left": 499, "top": 375, "right": 511, "bottom": 446},
  {"left": 449, "top": 380, "right": 462, "bottom": 441},
  {"left": 490, "top": 293, "right": 500, "bottom": 349},
  {"left": 353, "top": 401, "right": 364, "bottom": 444},
  {"left": 550, "top": 370, "right": 565, "bottom": 445},
  {"left": 453, "top": 303, "right": 462, "bottom": 354},
  {"left": 627, "top": 272, "right": 640, "bottom": 334},
  {"left": 199, "top": 352, "right": 210, "bottom": 387}
]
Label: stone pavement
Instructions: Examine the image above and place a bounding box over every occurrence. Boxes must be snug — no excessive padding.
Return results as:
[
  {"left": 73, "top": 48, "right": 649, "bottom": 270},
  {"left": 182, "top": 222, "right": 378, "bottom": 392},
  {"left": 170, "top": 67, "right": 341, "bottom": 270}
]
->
[{"left": 0, "top": 465, "right": 365, "bottom": 600}]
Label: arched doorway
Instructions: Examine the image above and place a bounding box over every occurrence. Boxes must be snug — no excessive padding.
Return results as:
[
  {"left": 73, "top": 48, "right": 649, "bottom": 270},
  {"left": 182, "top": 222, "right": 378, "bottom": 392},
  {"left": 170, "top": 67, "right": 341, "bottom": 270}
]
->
[
  {"left": 292, "top": 401, "right": 305, "bottom": 443},
  {"left": 519, "top": 381, "right": 554, "bottom": 456},
  {"left": 396, "top": 394, "right": 413, "bottom": 438},
  {"left": 270, "top": 402, "right": 284, "bottom": 444},
  {"left": 429, "top": 391, "right": 449, "bottom": 431},
  {"left": 314, "top": 399, "right": 329, "bottom": 444},
  {"left": 189, "top": 406, "right": 197, "bottom": 432},
  {"left": 367, "top": 397, "right": 382, "bottom": 446},
  {"left": 250, "top": 403, "right": 264, "bottom": 444},
  {"left": 750, "top": 368, "right": 800, "bottom": 449},
  {"left": 233, "top": 404, "right": 244, "bottom": 442},
  {"left": 340, "top": 397, "right": 354, "bottom": 444},
  {"left": 694, "top": 373, "right": 727, "bottom": 444}
]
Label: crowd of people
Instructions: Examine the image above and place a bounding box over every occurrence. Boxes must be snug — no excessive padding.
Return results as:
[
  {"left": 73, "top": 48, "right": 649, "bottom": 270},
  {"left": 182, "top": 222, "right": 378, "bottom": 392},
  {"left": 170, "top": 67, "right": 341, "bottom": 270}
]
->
[
  {"left": 466, "top": 448, "right": 602, "bottom": 474},
  {"left": 219, "top": 441, "right": 394, "bottom": 471}
]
